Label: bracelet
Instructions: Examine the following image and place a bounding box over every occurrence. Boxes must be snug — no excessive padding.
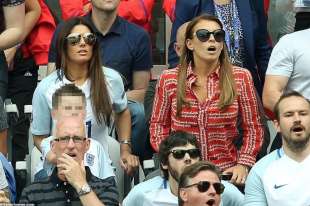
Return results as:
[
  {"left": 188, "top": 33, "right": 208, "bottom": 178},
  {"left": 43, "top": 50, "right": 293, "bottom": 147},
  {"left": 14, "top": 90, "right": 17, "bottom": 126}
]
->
[{"left": 119, "top": 139, "right": 131, "bottom": 146}]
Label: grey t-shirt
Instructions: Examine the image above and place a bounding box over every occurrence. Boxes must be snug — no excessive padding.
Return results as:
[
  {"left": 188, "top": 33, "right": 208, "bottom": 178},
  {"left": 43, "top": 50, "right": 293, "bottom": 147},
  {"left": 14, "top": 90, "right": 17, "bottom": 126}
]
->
[{"left": 0, "top": 97, "right": 8, "bottom": 131}]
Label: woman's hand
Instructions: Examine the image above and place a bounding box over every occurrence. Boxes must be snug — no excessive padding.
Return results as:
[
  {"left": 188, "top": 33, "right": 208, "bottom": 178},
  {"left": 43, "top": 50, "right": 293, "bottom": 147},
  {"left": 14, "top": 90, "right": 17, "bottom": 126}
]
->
[{"left": 223, "top": 164, "right": 249, "bottom": 185}]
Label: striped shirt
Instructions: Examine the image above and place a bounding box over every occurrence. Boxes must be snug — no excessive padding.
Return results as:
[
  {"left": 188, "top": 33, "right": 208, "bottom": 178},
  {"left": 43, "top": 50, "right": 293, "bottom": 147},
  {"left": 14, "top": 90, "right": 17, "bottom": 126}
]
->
[
  {"left": 19, "top": 167, "right": 119, "bottom": 206},
  {"left": 150, "top": 66, "right": 263, "bottom": 170}
]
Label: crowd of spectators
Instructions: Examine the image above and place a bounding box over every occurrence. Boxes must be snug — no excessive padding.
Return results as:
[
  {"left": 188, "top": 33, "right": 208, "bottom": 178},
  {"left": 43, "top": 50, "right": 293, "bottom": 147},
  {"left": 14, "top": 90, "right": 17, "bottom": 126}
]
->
[{"left": 0, "top": 0, "right": 310, "bottom": 205}]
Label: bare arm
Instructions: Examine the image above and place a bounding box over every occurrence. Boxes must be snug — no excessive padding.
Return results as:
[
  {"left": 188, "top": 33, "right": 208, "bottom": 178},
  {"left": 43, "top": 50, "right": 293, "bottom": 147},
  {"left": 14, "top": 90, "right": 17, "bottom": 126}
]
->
[
  {"left": 126, "top": 70, "right": 150, "bottom": 103},
  {"left": 262, "top": 75, "right": 289, "bottom": 112},
  {"left": 0, "top": 129, "right": 7, "bottom": 156},
  {"left": 0, "top": 3, "right": 25, "bottom": 50},
  {"left": 4, "top": 0, "right": 41, "bottom": 66},
  {"left": 114, "top": 108, "right": 139, "bottom": 175},
  {"left": 33, "top": 135, "right": 48, "bottom": 153}
]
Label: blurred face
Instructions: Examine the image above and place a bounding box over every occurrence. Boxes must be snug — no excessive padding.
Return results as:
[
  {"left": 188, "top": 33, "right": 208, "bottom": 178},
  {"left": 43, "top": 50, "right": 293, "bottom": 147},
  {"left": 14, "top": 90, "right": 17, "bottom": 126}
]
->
[
  {"left": 186, "top": 20, "right": 224, "bottom": 64},
  {"left": 91, "top": 0, "right": 120, "bottom": 13},
  {"left": 180, "top": 171, "right": 222, "bottom": 206},
  {"left": 66, "top": 24, "right": 94, "bottom": 65},
  {"left": 52, "top": 117, "right": 90, "bottom": 164},
  {"left": 275, "top": 96, "right": 310, "bottom": 152},
  {"left": 162, "top": 144, "right": 200, "bottom": 182},
  {"left": 52, "top": 95, "right": 85, "bottom": 120}
]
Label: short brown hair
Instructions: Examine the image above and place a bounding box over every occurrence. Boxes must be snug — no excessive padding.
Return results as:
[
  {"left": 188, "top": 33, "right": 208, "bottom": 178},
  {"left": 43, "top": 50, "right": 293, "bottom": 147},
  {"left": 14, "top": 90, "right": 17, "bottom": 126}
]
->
[{"left": 178, "top": 161, "right": 221, "bottom": 206}]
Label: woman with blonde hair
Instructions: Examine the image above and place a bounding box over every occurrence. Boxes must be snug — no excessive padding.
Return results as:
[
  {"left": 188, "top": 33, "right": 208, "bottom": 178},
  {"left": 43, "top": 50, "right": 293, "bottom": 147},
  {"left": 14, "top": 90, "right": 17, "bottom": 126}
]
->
[{"left": 150, "top": 14, "right": 263, "bottom": 186}]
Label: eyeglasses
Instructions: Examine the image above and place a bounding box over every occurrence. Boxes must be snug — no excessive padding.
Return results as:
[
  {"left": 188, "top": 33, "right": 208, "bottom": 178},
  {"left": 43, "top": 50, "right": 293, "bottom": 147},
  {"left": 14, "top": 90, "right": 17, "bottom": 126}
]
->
[
  {"left": 184, "top": 181, "right": 225, "bottom": 194},
  {"left": 54, "top": 136, "right": 86, "bottom": 144},
  {"left": 169, "top": 148, "right": 200, "bottom": 159},
  {"left": 66, "top": 32, "right": 96, "bottom": 46},
  {"left": 195, "top": 29, "right": 225, "bottom": 42}
]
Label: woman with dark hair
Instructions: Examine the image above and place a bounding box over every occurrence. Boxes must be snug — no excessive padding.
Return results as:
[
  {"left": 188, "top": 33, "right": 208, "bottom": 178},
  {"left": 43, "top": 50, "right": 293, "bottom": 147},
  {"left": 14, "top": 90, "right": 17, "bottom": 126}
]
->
[
  {"left": 150, "top": 14, "right": 263, "bottom": 185},
  {"left": 32, "top": 17, "right": 139, "bottom": 175}
]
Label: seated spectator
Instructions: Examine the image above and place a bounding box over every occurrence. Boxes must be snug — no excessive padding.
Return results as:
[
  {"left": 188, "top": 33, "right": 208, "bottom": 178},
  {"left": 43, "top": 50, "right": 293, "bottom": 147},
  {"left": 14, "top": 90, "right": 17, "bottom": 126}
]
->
[
  {"left": 34, "top": 84, "right": 114, "bottom": 181},
  {"left": 178, "top": 161, "right": 225, "bottom": 206},
  {"left": 0, "top": 97, "right": 8, "bottom": 155},
  {"left": 20, "top": 116, "right": 119, "bottom": 205},
  {"left": 0, "top": 160, "right": 9, "bottom": 203},
  {"left": 31, "top": 17, "right": 139, "bottom": 175},
  {"left": 123, "top": 131, "right": 243, "bottom": 206},
  {"left": 244, "top": 91, "right": 310, "bottom": 206},
  {"left": 123, "top": 131, "right": 201, "bottom": 206},
  {"left": 47, "top": 0, "right": 153, "bottom": 164},
  {"left": 150, "top": 14, "right": 264, "bottom": 186}
]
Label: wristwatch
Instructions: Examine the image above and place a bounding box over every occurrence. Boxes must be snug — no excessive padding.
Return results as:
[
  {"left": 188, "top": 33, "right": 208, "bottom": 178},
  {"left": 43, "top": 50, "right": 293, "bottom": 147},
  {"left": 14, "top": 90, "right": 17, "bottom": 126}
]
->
[{"left": 78, "top": 184, "right": 92, "bottom": 196}]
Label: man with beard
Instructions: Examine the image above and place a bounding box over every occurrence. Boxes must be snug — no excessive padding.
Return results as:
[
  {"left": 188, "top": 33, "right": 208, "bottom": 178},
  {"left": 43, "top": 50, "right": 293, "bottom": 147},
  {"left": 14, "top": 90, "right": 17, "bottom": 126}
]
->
[
  {"left": 244, "top": 91, "right": 310, "bottom": 206},
  {"left": 123, "top": 131, "right": 201, "bottom": 206},
  {"left": 123, "top": 131, "right": 243, "bottom": 206}
]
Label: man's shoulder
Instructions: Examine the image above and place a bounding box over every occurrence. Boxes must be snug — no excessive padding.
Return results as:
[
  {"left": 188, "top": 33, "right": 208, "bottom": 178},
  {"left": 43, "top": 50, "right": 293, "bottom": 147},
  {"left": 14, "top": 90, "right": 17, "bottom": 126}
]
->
[
  {"left": 118, "top": 16, "right": 148, "bottom": 36},
  {"left": 250, "top": 150, "right": 280, "bottom": 177}
]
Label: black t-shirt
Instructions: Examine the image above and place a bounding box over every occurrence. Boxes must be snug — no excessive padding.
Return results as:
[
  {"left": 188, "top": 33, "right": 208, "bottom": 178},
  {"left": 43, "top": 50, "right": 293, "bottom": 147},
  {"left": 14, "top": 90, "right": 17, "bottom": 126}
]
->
[{"left": 0, "top": 0, "right": 24, "bottom": 33}]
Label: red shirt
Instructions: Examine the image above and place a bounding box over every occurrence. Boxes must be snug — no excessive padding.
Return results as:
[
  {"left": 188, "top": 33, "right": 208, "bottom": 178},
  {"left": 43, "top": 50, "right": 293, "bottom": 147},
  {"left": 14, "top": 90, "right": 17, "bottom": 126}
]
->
[{"left": 150, "top": 66, "right": 263, "bottom": 170}]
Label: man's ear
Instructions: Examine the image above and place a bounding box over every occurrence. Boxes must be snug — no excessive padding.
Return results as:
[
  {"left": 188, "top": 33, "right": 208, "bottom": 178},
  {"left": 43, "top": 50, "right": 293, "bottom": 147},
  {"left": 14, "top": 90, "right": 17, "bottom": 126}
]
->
[
  {"left": 85, "top": 138, "right": 90, "bottom": 152},
  {"left": 51, "top": 140, "right": 56, "bottom": 152},
  {"left": 273, "top": 119, "right": 281, "bottom": 133},
  {"left": 179, "top": 188, "right": 188, "bottom": 203}
]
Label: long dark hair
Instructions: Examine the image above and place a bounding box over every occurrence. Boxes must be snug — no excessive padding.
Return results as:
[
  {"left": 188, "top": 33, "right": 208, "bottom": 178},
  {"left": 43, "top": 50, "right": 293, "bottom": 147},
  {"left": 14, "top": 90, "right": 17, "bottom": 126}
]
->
[
  {"left": 177, "top": 14, "right": 237, "bottom": 115},
  {"left": 55, "top": 17, "right": 112, "bottom": 125}
]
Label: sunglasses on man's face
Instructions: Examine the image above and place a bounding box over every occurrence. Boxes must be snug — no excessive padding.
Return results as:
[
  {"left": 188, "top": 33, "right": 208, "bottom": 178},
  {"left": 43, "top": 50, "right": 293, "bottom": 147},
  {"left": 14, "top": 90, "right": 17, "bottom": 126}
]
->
[
  {"left": 66, "top": 33, "right": 96, "bottom": 46},
  {"left": 184, "top": 181, "right": 225, "bottom": 194},
  {"left": 195, "top": 29, "right": 225, "bottom": 42},
  {"left": 169, "top": 148, "right": 200, "bottom": 159}
]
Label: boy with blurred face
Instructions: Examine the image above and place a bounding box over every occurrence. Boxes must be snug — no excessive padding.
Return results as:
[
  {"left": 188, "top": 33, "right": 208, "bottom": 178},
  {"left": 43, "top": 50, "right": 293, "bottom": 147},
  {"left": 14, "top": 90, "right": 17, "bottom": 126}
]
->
[
  {"left": 20, "top": 117, "right": 119, "bottom": 205},
  {"left": 35, "top": 84, "right": 114, "bottom": 181},
  {"left": 178, "top": 161, "right": 225, "bottom": 206}
]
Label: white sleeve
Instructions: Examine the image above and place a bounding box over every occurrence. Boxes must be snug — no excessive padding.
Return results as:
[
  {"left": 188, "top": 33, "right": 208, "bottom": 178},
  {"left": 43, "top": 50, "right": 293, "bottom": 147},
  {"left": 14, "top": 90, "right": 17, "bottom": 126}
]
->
[
  {"left": 244, "top": 167, "right": 268, "bottom": 206},
  {"left": 31, "top": 82, "right": 52, "bottom": 136},
  {"left": 266, "top": 34, "right": 294, "bottom": 77}
]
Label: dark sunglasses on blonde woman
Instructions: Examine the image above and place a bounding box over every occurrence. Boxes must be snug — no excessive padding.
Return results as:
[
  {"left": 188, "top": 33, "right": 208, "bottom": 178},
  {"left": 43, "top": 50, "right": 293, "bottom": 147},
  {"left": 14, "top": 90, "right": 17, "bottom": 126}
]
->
[
  {"left": 195, "top": 29, "right": 225, "bottom": 42},
  {"left": 183, "top": 181, "right": 225, "bottom": 194},
  {"left": 66, "top": 33, "right": 96, "bottom": 46}
]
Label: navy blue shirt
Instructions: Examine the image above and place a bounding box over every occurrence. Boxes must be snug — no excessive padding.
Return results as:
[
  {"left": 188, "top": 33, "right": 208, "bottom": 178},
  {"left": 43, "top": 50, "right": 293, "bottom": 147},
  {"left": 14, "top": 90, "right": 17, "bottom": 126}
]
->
[{"left": 49, "top": 14, "right": 152, "bottom": 90}]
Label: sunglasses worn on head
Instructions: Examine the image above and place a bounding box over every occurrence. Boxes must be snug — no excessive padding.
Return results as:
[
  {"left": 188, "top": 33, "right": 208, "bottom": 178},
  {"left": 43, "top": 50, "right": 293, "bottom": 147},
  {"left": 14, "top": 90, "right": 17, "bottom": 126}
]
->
[
  {"left": 195, "top": 29, "right": 225, "bottom": 42},
  {"left": 169, "top": 148, "right": 200, "bottom": 159},
  {"left": 184, "top": 181, "right": 225, "bottom": 194},
  {"left": 54, "top": 136, "right": 86, "bottom": 144},
  {"left": 66, "top": 32, "right": 96, "bottom": 46}
]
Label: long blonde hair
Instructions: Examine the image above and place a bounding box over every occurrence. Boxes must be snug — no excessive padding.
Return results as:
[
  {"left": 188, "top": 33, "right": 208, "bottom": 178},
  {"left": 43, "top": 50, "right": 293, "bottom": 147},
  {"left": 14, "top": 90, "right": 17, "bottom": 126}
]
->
[{"left": 176, "top": 14, "right": 237, "bottom": 116}]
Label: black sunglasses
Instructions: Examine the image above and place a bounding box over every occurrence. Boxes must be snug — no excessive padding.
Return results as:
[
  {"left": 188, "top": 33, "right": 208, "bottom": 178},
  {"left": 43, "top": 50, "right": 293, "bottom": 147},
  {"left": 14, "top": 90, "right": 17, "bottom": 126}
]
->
[
  {"left": 184, "top": 181, "right": 225, "bottom": 194},
  {"left": 195, "top": 29, "right": 225, "bottom": 42},
  {"left": 66, "top": 32, "right": 96, "bottom": 46},
  {"left": 169, "top": 148, "right": 200, "bottom": 159}
]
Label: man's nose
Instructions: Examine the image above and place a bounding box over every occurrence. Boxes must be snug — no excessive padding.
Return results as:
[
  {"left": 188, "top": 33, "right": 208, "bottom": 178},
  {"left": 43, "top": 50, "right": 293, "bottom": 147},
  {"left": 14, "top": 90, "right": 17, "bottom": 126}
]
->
[
  {"left": 293, "top": 113, "right": 301, "bottom": 122},
  {"left": 67, "top": 137, "right": 76, "bottom": 148}
]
